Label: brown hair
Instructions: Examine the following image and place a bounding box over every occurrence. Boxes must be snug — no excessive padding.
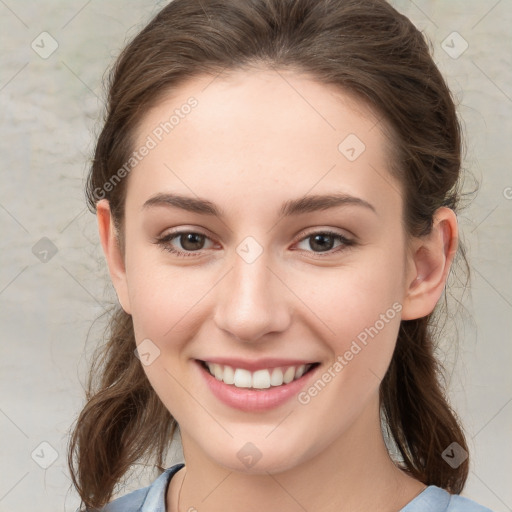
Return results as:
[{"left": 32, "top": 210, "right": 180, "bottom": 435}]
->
[{"left": 68, "top": 0, "right": 470, "bottom": 508}]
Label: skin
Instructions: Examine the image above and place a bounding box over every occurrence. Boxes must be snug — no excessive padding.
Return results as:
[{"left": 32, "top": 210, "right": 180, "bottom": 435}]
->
[{"left": 97, "top": 67, "right": 458, "bottom": 512}]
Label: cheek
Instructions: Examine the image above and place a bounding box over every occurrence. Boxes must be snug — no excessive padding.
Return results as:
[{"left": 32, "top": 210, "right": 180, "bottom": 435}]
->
[
  {"left": 298, "top": 254, "right": 404, "bottom": 340},
  {"left": 125, "top": 256, "right": 212, "bottom": 421},
  {"left": 296, "top": 253, "right": 404, "bottom": 394},
  {"left": 124, "top": 245, "right": 211, "bottom": 341}
]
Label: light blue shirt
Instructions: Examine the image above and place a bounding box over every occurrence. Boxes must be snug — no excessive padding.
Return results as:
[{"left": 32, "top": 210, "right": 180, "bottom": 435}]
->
[{"left": 97, "top": 463, "right": 494, "bottom": 512}]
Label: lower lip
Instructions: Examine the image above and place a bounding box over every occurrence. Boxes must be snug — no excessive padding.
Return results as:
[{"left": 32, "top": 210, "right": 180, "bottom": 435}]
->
[{"left": 196, "top": 360, "right": 319, "bottom": 412}]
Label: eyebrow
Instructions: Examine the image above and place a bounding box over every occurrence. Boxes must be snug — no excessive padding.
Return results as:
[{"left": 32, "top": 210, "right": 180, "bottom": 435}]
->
[{"left": 142, "top": 192, "right": 377, "bottom": 217}]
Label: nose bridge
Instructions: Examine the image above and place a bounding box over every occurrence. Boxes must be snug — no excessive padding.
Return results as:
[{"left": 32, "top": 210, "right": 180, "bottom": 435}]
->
[{"left": 213, "top": 248, "right": 290, "bottom": 342}]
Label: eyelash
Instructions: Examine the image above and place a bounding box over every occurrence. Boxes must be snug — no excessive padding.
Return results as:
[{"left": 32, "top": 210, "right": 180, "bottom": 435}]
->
[{"left": 154, "top": 229, "right": 356, "bottom": 258}]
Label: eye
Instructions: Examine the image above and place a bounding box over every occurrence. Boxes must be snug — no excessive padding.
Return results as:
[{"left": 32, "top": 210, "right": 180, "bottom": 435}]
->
[
  {"left": 154, "top": 230, "right": 216, "bottom": 257},
  {"left": 154, "top": 228, "right": 355, "bottom": 258},
  {"left": 294, "top": 230, "right": 355, "bottom": 255}
]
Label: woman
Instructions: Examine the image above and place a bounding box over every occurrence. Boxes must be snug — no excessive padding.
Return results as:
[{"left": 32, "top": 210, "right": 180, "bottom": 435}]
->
[{"left": 68, "top": 0, "right": 493, "bottom": 510}]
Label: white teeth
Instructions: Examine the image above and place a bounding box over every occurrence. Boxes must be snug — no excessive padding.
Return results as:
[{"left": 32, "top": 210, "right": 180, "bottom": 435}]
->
[
  {"left": 233, "top": 368, "right": 252, "bottom": 388},
  {"left": 270, "top": 367, "right": 284, "bottom": 386},
  {"left": 223, "top": 365, "right": 235, "bottom": 385},
  {"left": 252, "top": 369, "right": 271, "bottom": 389},
  {"left": 213, "top": 363, "right": 223, "bottom": 381},
  {"left": 283, "top": 366, "right": 295, "bottom": 384},
  {"left": 295, "top": 365, "right": 306, "bottom": 379},
  {"left": 204, "top": 362, "right": 313, "bottom": 389}
]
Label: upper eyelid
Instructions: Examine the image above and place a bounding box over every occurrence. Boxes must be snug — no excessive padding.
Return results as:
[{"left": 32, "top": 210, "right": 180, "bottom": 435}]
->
[
  {"left": 294, "top": 227, "right": 355, "bottom": 243},
  {"left": 157, "top": 226, "right": 217, "bottom": 242},
  {"left": 158, "top": 228, "right": 354, "bottom": 250},
  {"left": 157, "top": 230, "right": 217, "bottom": 249}
]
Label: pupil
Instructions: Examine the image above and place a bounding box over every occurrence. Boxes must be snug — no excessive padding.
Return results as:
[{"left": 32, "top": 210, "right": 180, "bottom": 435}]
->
[
  {"left": 311, "top": 234, "right": 333, "bottom": 252},
  {"left": 181, "top": 233, "right": 204, "bottom": 250}
]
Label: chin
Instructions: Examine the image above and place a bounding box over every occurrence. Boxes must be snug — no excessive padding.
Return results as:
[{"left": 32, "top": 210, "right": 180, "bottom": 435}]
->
[
  {"left": 200, "top": 436, "right": 313, "bottom": 476},
  {"left": 220, "top": 453, "right": 301, "bottom": 475}
]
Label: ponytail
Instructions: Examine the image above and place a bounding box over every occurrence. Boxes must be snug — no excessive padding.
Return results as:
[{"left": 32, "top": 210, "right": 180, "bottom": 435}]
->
[
  {"left": 68, "top": 307, "right": 176, "bottom": 509},
  {"left": 380, "top": 317, "right": 469, "bottom": 493}
]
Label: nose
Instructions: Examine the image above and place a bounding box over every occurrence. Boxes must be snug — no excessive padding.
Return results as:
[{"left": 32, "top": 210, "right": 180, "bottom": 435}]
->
[{"left": 213, "top": 250, "right": 291, "bottom": 343}]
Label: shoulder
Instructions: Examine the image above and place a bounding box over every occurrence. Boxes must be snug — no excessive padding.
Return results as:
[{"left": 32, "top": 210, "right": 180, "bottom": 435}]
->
[
  {"left": 94, "top": 487, "right": 147, "bottom": 512},
  {"left": 401, "top": 486, "right": 495, "bottom": 512},
  {"left": 446, "top": 492, "right": 495, "bottom": 512},
  {"left": 93, "top": 463, "right": 185, "bottom": 512}
]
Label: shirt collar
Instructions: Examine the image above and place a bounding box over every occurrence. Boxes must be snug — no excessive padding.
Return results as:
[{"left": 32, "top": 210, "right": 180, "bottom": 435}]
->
[{"left": 141, "top": 463, "right": 185, "bottom": 512}]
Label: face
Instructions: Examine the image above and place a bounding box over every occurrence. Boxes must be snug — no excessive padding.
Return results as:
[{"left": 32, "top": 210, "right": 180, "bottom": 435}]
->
[{"left": 102, "top": 68, "right": 426, "bottom": 474}]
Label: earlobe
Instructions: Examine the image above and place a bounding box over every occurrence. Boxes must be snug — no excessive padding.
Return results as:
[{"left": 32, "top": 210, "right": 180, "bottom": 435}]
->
[
  {"left": 96, "top": 200, "right": 132, "bottom": 314},
  {"left": 401, "top": 207, "right": 458, "bottom": 321}
]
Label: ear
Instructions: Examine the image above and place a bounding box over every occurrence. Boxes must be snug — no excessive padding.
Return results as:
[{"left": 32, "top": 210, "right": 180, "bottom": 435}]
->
[
  {"left": 401, "top": 207, "right": 458, "bottom": 321},
  {"left": 97, "top": 199, "right": 132, "bottom": 314}
]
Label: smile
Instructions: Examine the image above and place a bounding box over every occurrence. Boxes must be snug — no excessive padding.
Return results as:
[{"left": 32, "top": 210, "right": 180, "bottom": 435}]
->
[{"left": 201, "top": 361, "right": 317, "bottom": 389}]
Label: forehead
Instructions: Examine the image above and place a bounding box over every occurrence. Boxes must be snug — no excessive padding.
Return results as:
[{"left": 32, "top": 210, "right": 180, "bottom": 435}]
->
[{"left": 127, "top": 67, "right": 401, "bottom": 219}]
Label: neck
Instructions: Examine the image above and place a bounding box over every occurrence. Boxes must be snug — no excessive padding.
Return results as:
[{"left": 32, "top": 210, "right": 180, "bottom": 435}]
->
[{"left": 168, "top": 397, "right": 426, "bottom": 512}]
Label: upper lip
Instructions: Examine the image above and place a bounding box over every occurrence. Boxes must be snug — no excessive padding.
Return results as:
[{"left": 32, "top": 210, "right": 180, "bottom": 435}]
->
[{"left": 197, "top": 357, "right": 318, "bottom": 372}]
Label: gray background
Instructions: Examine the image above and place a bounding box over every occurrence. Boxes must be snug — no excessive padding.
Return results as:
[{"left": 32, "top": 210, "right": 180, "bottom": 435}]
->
[{"left": 0, "top": 1, "right": 510, "bottom": 511}]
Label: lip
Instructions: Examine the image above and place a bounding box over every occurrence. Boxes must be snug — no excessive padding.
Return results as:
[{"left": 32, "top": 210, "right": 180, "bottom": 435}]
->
[{"left": 195, "top": 359, "right": 320, "bottom": 412}]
